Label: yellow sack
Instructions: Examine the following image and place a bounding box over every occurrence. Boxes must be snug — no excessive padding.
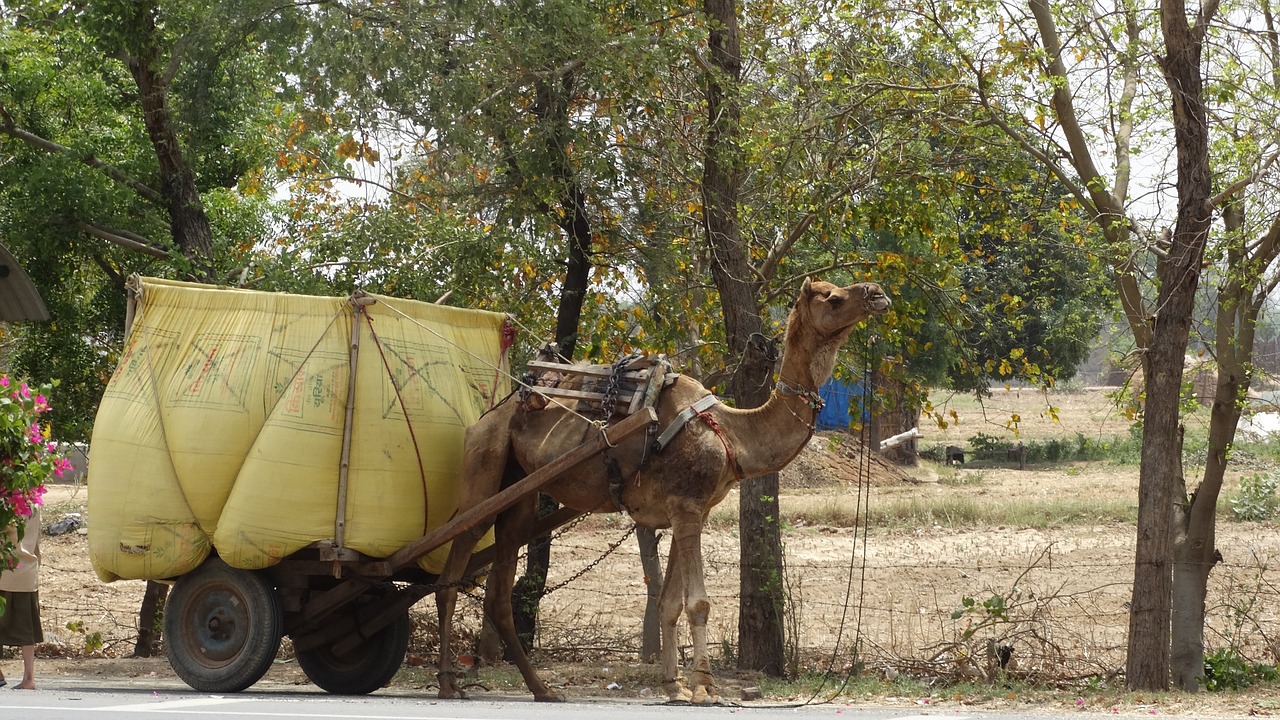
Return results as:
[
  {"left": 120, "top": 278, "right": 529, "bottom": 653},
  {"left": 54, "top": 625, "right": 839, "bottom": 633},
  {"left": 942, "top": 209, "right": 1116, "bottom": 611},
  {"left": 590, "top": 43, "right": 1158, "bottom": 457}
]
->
[{"left": 89, "top": 277, "right": 507, "bottom": 582}]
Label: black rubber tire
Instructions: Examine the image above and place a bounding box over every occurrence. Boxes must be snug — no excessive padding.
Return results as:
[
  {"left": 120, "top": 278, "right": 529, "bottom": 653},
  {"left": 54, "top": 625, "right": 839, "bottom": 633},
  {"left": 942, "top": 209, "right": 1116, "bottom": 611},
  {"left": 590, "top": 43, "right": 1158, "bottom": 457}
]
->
[
  {"left": 164, "top": 556, "right": 283, "bottom": 693},
  {"left": 295, "top": 610, "right": 410, "bottom": 694}
]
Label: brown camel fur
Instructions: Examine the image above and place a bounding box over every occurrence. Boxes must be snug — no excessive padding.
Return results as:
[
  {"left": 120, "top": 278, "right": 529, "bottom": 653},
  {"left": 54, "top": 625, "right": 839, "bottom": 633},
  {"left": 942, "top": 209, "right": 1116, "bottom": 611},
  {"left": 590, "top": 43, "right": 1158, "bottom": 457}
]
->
[{"left": 433, "top": 278, "right": 891, "bottom": 703}]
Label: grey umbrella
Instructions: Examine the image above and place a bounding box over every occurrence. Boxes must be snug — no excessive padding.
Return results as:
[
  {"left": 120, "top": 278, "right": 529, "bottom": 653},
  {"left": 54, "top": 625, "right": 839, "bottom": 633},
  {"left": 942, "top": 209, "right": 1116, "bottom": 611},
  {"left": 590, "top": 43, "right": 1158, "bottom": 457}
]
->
[{"left": 0, "top": 241, "right": 49, "bottom": 322}]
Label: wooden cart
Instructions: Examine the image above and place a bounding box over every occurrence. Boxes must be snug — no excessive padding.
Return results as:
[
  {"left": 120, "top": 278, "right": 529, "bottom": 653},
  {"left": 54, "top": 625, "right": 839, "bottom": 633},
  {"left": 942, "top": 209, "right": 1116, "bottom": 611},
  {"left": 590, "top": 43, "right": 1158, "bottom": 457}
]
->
[{"left": 96, "top": 280, "right": 664, "bottom": 695}]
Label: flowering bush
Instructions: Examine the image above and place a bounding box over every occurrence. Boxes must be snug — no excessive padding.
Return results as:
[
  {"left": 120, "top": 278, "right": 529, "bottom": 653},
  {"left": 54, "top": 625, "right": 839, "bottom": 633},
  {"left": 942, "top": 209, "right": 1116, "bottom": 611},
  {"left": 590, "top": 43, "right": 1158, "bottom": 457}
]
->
[{"left": 0, "top": 376, "right": 72, "bottom": 571}]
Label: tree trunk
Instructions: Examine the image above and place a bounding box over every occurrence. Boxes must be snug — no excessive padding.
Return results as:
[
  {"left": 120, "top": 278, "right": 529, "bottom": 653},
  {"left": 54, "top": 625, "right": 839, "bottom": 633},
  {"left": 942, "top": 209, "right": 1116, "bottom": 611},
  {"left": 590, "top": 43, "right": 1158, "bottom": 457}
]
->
[
  {"left": 124, "top": 2, "right": 214, "bottom": 282},
  {"left": 637, "top": 527, "right": 663, "bottom": 663},
  {"left": 510, "top": 493, "right": 559, "bottom": 654},
  {"left": 874, "top": 374, "right": 919, "bottom": 465},
  {"left": 121, "top": 4, "right": 217, "bottom": 651},
  {"left": 1127, "top": 0, "right": 1216, "bottom": 690},
  {"left": 698, "top": 0, "right": 785, "bottom": 676},
  {"left": 1169, "top": 241, "right": 1257, "bottom": 689},
  {"left": 133, "top": 580, "right": 168, "bottom": 657},
  {"left": 510, "top": 73, "right": 594, "bottom": 651}
]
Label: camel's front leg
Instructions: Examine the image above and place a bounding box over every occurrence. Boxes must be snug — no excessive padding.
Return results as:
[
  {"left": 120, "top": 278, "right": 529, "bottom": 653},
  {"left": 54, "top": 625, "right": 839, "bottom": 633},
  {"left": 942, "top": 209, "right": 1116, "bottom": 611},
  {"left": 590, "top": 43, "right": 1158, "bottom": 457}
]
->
[
  {"left": 434, "top": 586, "right": 463, "bottom": 698},
  {"left": 670, "top": 510, "right": 720, "bottom": 704}
]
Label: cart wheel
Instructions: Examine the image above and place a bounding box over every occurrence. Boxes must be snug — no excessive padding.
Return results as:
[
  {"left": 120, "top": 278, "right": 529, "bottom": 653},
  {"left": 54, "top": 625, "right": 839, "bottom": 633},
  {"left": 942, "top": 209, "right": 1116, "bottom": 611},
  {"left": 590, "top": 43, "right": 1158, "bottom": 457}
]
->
[
  {"left": 164, "top": 556, "right": 283, "bottom": 692},
  {"left": 295, "top": 610, "right": 410, "bottom": 694}
]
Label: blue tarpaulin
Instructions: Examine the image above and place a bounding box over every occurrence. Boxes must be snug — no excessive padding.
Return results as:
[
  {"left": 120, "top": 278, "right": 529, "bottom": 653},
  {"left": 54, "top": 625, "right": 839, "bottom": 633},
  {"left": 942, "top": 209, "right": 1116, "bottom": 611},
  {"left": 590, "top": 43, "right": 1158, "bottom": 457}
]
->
[{"left": 816, "top": 378, "right": 869, "bottom": 430}]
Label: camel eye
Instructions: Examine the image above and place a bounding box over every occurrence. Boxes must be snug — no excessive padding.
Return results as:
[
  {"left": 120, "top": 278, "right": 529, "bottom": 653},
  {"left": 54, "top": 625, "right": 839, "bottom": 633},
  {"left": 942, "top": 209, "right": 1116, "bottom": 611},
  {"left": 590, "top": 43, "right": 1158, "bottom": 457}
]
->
[{"left": 826, "top": 295, "right": 844, "bottom": 308}]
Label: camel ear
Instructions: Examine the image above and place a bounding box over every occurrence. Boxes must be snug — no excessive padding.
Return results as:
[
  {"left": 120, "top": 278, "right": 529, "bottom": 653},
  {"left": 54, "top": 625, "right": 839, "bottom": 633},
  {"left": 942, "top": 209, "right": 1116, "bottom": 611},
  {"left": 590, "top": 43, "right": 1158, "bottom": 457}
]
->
[{"left": 796, "top": 277, "right": 813, "bottom": 308}]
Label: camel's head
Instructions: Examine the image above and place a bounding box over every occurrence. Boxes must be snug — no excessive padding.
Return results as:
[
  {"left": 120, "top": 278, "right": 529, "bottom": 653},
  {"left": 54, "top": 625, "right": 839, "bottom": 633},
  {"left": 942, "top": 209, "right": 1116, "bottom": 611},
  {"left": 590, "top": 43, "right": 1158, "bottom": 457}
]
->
[{"left": 794, "top": 278, "right": 891, "bottom": 336}]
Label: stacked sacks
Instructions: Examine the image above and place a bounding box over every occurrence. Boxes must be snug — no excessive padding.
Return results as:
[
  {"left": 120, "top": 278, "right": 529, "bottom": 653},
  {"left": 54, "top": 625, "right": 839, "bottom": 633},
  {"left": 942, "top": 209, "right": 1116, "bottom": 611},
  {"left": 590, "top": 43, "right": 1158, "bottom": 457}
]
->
[{"left": 89, "top": 278, "right": 506, "bottom": 582}]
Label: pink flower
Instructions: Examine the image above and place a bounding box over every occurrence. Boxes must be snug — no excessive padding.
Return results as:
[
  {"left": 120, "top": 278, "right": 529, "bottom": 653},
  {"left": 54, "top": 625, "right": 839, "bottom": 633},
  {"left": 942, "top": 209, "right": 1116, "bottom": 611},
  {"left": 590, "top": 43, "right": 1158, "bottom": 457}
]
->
[
  {"left": 54, "top": 458, "right": 72, "bottom": 478},
  {"left": 1, "top": 377, "right": 10, "bottom": 388},
  {"left": 27, "top": 423, "right": 42, "bottom": 445},
  {"left": 33, "top": 395, "right": 48, "bottom": 413},
  {"left": 20, "top": 382, "right": 31, "bottom": 399}
]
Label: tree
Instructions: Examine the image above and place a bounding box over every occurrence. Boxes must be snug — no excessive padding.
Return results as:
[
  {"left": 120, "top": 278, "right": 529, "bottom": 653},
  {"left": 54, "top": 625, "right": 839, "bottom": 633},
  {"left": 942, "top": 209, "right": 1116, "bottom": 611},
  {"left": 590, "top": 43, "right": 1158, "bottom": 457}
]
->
[
  {"left": 915, "top": 0, "right": 1280, "bottom": 690},
  {"left": 0, "top": 0, "right": 318, "bottom": 656}
]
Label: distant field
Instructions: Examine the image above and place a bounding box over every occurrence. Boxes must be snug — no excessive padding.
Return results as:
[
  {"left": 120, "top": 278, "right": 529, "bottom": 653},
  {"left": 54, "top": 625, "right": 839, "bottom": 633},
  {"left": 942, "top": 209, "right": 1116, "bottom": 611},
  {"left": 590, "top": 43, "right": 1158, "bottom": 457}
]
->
[{"left": 920, "top": 385, "right": 1138, "bottom": 446}]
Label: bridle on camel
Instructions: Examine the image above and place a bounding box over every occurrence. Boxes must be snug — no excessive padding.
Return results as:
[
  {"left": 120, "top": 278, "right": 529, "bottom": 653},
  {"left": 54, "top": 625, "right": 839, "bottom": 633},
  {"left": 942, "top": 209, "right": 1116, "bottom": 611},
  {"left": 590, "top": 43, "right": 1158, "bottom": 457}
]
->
[{"left": 774, "top": 376, "right": 825, "bottom": 432}]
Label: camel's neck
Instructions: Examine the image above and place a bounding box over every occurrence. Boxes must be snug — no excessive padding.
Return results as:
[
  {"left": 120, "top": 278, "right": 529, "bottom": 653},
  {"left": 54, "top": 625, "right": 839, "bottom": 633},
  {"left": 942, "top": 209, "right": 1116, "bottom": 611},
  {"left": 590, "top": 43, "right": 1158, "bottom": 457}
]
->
[{"left": 713, "top": 331, "right": 843, "bottom": 479}]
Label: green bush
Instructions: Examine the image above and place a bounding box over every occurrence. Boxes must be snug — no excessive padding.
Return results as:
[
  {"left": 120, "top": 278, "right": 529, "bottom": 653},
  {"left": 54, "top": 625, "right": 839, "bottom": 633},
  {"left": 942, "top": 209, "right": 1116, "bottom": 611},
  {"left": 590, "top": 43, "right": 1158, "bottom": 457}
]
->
[
  {"left": 1203, "top": 649, "right": 1279, "bottom": 691},
  {"left": 1230, "top": 473, "right": 1280, "bottom": 521}
]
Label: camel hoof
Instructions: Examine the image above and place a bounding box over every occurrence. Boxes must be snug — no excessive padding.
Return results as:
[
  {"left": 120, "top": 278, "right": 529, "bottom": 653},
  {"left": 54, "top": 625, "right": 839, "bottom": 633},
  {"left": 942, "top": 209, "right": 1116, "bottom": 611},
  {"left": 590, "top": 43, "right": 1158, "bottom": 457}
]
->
[
  {"left": 691, "top": 685, "right": 721, "bottom": 705},
  {"left": 436, "top": 671, "right": 467, "bottom": 700},
  {"left": 664, "top": 679, "right": 693, "bottom": 703},
  {"left": 534, "top": 691, "right": 566, "bottom": 702},
  {"left": 437, "top": 688, "right": 467, "bottom": 700}
]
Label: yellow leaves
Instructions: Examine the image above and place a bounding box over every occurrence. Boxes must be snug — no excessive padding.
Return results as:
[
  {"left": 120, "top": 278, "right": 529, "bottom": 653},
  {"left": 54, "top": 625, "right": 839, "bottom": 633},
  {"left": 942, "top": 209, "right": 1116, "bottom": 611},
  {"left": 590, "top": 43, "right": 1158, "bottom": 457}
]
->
[
  {"left": 686, "top": 201, "right": 702, "bottom": 215},
  {"left": 336, "top": 136, "right": 380, "bottom": 164}
]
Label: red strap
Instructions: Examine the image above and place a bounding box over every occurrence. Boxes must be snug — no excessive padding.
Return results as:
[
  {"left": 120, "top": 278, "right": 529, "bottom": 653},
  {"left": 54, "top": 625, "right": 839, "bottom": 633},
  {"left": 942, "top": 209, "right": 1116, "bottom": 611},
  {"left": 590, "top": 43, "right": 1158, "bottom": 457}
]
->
[{"left": 696, "top": 410, "right": 741, "bottom": 481}]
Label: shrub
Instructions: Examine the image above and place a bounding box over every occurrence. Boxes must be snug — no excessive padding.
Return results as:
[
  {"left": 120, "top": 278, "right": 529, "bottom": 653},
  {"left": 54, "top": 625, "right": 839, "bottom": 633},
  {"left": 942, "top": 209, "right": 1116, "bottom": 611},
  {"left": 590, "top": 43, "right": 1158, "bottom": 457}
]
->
[
  {"left": 1230, "top": 473, "right": 1280, "bottom": 521},
  {"left": 1203, "top": 649, "right": 1279, "bottom": 691}
]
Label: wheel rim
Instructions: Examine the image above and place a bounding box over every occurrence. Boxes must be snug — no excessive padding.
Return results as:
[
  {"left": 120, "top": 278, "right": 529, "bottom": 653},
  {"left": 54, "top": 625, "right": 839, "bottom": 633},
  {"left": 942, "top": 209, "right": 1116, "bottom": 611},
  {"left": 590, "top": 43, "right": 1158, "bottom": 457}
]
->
[{"left": 180, "top": 582, "right": 252, "bottom": 667}]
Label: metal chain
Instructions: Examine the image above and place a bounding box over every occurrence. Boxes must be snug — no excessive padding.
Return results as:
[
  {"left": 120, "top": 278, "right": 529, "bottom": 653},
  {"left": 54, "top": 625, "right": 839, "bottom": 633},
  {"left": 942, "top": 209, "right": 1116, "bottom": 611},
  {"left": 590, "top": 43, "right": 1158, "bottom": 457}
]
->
[
  {"left": 393, "top": 512, "right": 605, "bottom": 598},
  {"left": 541, "top": 523, "right": 638, "bottom": 597},
  {"left": 600, "top": 352, "right": 637, "bottom": 421}
]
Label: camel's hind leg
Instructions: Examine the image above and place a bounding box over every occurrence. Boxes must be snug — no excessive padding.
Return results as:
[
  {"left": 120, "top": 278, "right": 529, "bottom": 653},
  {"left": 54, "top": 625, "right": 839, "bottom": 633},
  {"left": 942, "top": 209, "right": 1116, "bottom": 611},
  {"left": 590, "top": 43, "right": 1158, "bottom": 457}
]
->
[
  {"left": 435, "top": 410, "right": 511, "bottom": 700},
  {"left": 482, "top": 499, "right": 564, "bottom": 702}
]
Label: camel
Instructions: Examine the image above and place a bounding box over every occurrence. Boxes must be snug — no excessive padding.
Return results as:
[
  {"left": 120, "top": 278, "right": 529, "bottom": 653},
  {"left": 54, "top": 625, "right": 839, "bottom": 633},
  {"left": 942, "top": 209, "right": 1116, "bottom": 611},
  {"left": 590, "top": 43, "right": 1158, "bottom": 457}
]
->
[{"left": 433, "top": 278, "right": 891, "bottom": 704}]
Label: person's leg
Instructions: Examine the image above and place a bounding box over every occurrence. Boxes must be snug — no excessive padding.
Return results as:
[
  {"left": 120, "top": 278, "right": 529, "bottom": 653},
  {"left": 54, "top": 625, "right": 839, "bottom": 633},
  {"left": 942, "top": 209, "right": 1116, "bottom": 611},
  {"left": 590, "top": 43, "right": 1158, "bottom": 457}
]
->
[{"left": 14, "top": 644, "right": 33, "bottom": 689}]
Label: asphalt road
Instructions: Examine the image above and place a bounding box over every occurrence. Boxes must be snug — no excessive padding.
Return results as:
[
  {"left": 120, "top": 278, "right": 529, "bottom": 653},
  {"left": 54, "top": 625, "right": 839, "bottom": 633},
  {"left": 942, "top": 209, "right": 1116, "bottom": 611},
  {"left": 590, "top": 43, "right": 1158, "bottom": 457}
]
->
[{"left": 1, "top": 685, "right": 1188, "bottom": 720}]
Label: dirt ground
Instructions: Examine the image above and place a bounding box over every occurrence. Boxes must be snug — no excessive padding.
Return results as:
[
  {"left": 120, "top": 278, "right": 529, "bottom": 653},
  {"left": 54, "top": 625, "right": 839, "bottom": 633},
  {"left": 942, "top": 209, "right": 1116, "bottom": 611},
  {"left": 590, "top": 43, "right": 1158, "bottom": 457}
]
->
[{"left": 17, "top": 387, "right": 1280, "bottom": 716}]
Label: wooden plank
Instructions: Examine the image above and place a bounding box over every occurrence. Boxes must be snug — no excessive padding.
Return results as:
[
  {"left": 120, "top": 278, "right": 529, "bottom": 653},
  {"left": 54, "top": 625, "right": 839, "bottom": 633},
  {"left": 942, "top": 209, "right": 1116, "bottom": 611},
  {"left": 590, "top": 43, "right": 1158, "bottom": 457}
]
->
[
  {"left": 302, "top": 407, "right": 657, "bottom": 623},
  {"left": 530, "top": 386, "right": 639, "bottom": 404},
  {"left": 526, "top": 360, "right": 650, "bottom": 383}
]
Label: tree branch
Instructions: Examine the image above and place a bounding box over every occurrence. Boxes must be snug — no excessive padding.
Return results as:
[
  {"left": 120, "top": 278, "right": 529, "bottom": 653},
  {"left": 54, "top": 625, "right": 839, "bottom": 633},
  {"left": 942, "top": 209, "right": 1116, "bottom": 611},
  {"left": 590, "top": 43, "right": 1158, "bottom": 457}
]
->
[
  {"left": 74, "top": 221, "right": 172, "bottom": 259},
  {"left": 0, "top": 106, "right": 165, "bottom": 206},
  {"left": 1206, "top": 144, "right": 1280, "bottom": 212},
  {"left": 1027, "top": 0, "right": 1125, "bottom": 222}
]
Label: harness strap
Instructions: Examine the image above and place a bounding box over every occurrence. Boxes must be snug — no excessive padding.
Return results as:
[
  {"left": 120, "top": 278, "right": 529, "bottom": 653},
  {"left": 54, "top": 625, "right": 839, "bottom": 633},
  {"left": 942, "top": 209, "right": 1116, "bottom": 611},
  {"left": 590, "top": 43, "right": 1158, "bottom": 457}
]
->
[
  {"left": 696, "top": 407, "right": 743, "bottom": 481},
  {"left": 652, "top": 394, "right": 720, "bottom": 453}
]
